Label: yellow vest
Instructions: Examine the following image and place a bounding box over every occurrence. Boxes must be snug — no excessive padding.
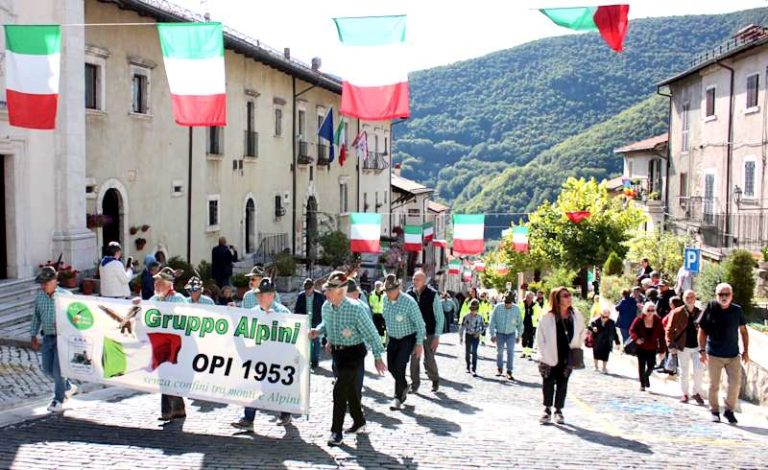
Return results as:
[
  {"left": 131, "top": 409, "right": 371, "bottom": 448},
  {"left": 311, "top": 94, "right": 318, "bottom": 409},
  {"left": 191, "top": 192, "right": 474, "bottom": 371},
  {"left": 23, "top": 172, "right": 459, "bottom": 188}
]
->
[
  {"left": 518, "top": 301, "right": 543, "bottom": 327},
  {"left": 369, "top": 291, "right": 384, "bottom": 314}
]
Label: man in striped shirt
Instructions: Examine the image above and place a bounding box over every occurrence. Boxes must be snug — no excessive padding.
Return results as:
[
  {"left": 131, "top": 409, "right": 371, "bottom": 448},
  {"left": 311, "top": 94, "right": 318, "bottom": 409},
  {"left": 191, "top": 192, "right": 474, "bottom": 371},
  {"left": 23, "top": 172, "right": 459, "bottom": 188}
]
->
[
  {"left": 309, "top": 271, "right": 386, "bottom": 447},
  {"left": 382, "top": 274, "right": 426, "bottom": 410}
]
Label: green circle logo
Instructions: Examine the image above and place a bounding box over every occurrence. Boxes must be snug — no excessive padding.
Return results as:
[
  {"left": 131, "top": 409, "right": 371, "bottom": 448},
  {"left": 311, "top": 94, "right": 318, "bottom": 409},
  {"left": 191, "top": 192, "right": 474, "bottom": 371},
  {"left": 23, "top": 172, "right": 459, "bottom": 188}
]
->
[{"left": 67, "top": 302, "right": 94, "bottom": 330}]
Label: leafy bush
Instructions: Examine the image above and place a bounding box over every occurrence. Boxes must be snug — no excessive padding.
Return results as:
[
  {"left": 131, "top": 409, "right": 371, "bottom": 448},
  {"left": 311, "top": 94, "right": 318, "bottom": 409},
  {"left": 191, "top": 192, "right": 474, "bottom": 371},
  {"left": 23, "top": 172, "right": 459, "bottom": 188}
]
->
[
  {"left": 273, "top": 251, "right": 297, "bottom": 277},
  {"left": 166, "top": 256, "right": 194, "bottom": 293},
  {"left": 626, "top": 230, "right": 693, "bottom": 279},
  {"left": 697, "top": 262, "right": 726, "bottom": 303},
  {"left": 724, "top": 250, "right": 756, "bottom": 316},
  {"left": 319, "top": 231, "right": 352, "bottom": 268},
  {"left": 196, "top": 260, "right": 212, "bottom": 282},
  {"left": 603, "top": 252, "right": 624, "bottom": 277},
  {"left": 599, "top": 275, "right": 626, "bottom": 304},
  {"left": 540, "top": 267, "right": 577, "bottom": 296},
  {"left": 762, "top": 246, "right": 768, "bottom": 263},
  {"left": 572, "top": 297, "right": 592, "bottom": 326},
  {"left": 231, "top": 273, "right": 249, "bottom": 288}
]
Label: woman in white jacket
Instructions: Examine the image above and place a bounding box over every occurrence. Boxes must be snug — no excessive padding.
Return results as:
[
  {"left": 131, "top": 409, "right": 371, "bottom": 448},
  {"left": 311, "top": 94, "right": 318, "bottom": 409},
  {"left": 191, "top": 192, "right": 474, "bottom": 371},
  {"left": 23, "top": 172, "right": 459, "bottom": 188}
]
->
[
  {"left": 99, "top": 242, "right": 133, "bottom": 298},
  {"left": 536, "top": 286, "right": 585, "bottom": 425}
]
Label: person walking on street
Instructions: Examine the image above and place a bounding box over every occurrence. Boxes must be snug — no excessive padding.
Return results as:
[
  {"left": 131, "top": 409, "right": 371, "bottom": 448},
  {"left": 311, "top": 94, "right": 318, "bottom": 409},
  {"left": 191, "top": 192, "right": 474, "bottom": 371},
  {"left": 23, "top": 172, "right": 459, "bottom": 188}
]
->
[
  {"left": 406, "top": 271, "right": 444, "bottom": 393},
  {"left": 458, "top": 287, "right": 479, "bottom": 324},
  {"left": 536, "top": 287, "right": 585, "bottom": 425},
  {"left": 232, "top": 278, "right": 295, "bottom": 430},
  {"left": 489, "top": 291, "right": 523, "bottom": 380},
  {"left": 184, "top": 276, "right": 215, "bottom": 305},
  {"left": 630, "top": 301, "right": 666, "bottom": 391},
  {"left": 147, "top": 267, "right": 188, "bottom": 420},
  {"left": 30, "top": 266, "right": 75, "bottom": 413},
  {"left": 295, "top": 278, "right": 324, "bottom": 370},
  {"left": 616, "top": 289, "right": 639, "bottom": 344},
  {"left": 478, "top": 292, "right": 493, "bottom": 345},
  {"left": 675, "top": 265, "right": 693, "bottom": 297},
  {"left": 368, "top": 281, "right": 387, "bottom": 346},
  {"left": 211, "top": 237, "right": 238, "bottom": 288},
  {"left": 99, "top": 242, "right": 133, "bottom": 298},
  {"left": 441, "top": 292, "right": 457, "bottom": 333},
  {"left": 589, "top": 307, "right": 620, "bottom": 373},
  {"left": 519, "top": 291, "right": 542, "bottom": 359},
  {"left": 241, "top": 265, "right": 282, "bottom": 308},
  {"left": 382, "top": 274, "right": 426, "bottom": 410},
  {"left": 460, "top": 299, "right": 485, "bottom": 376},
  {"left": 636, "top": 258, "right": 653, "bottom": 284},
  {"left": 656, "top": 281, "right": 675, "bottom": 319},
  {"left": 308, "top": 272, "right": 386, "bottom": 447},
  {"left": 141, "top": 255, "right": 160, "bottom": 300},
  {"left": 666, "top": 290, "right": 704, "bottom": 405},
  {"left": 698, "top": 283, "right": 750, "bottom": 424}
]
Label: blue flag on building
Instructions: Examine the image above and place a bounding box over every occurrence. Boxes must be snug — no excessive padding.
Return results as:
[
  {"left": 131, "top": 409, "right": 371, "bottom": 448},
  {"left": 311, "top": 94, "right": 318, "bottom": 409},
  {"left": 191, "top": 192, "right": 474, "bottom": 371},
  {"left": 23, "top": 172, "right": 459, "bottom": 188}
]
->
[{"left": 318, "top": 108, "right": 335, "bottom": 162}]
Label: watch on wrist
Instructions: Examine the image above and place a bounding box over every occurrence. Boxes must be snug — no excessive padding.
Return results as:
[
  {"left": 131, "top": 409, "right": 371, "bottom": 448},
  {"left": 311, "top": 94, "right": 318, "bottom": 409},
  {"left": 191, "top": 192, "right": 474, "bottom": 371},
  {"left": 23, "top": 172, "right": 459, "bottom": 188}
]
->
[{"left": 699, "top": 349, "right": 706, "bottom": 354}]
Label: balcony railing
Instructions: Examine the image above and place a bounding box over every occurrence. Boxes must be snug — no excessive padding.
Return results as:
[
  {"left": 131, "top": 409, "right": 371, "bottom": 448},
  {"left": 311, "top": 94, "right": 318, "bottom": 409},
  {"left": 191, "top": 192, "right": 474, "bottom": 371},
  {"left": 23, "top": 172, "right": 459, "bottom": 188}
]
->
[
  {"left": 317, "top": 143, "right": 330, "bottom": 166},
  {"left": 671, "top": 196, "right": 768, "bottom": 250},
  {"left": 298, "top": 140, "right": 311, "bottom": 159},
  {"left": 244, "top": 130, "right": 258, "bottom": 157},
  {"left": 363, "top": 152, "right": 389, "bottom": 171}
]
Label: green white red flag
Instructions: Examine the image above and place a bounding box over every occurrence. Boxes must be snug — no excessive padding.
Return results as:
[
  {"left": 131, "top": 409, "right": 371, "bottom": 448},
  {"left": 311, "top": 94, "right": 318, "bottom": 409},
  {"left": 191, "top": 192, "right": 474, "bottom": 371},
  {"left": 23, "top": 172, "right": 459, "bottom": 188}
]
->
[
  {"left": 452, "top": 214, "right": 485, "bottom": 255},
  {"left": 157, "top": 23, "right": 226, "bottom": 126},
  {"left": 349, "top": 213, "right": 381, "bottom": 253},
  {"left": 512, "top": 226, "right": 529, "bottom": 253},
  {"left": 494, "top": 264, "right": 510, "bottom": 276},
  {"left": 540, "top": 4, "right": 630, "bottom": 52},
  {"left": 404, "top": 225, "right": 422, "bottom": 252},
  {"left": 448, "top": 259, "right": 461, "bottom": 275},
  {"left": 423, "top": 222, "right": 434, "bottom": 242},
  {"left": 474, "top": 260, "right": 485, "bottom": 272},
  {"left": 334, "top": 121, "right": 348, "bottom": 166},
  {"left": 4, "top": 25, "right": 61, "bottom": 129},
  {"left": 333, "top": 15, "right": 409, "bottom": 120},
  {"left": 432, "top": 239, "right": 448, "bottom": 249}
]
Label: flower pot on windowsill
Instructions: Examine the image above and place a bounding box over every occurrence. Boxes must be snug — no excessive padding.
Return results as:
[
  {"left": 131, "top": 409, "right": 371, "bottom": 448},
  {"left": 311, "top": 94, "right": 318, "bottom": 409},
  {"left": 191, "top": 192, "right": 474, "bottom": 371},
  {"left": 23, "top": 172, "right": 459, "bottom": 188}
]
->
[
  {"left": 81, "top": 278, "right": 98, "bottom": 295},
  {"left": 62, "top": 277, "right": 78, "bottom": 289},
  {"left": 135, "top": 238, "right": 147, "bottom": 251}
]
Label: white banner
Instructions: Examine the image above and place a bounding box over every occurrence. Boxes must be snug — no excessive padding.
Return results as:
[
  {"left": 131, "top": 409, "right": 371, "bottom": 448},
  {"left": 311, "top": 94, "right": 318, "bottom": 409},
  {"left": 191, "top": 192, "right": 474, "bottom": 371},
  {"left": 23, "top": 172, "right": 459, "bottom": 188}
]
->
[{"left": 56, "top": 295, "right": 310, "bottom": 414}]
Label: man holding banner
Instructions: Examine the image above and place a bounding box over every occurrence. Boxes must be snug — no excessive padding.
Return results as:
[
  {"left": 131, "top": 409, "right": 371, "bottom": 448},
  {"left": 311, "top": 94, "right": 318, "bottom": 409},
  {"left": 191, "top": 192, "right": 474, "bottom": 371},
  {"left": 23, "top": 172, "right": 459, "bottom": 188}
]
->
[
  {"left": 232, "top": 278, "right": 294, "bottom": 430},
  {"left": 309, "top": 271, "right": 386, "bottom": 447},
  {"left": 147, "top": 267, "right": 188, "bottom": 421}
]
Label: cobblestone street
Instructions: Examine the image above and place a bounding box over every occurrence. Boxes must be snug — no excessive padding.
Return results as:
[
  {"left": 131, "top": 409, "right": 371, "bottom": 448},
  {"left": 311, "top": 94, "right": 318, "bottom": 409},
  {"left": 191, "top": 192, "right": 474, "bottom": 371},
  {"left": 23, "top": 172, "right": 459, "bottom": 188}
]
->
[
  {"left": 0, "top": 346, "right": 51, "bottom": 411},
  {"left": 1, "top": 333, "right": 767, "bottom": 469}
]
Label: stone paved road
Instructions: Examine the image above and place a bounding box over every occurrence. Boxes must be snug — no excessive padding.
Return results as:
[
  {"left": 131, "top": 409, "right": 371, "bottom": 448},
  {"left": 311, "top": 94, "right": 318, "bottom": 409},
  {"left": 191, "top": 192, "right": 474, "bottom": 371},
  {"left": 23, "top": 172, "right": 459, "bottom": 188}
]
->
[
  {"left": 0, "top": 346, "right": 51, "bottom": 411},
  {"left": 1, "top": 332, "right": 767, "bottom": 469}
]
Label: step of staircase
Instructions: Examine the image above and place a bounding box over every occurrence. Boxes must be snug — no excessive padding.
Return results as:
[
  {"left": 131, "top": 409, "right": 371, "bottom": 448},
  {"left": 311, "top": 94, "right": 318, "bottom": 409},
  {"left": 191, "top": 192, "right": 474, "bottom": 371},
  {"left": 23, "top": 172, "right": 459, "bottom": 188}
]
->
[{"left": 0, "top": 279, "right": 37, "bottom": 342}]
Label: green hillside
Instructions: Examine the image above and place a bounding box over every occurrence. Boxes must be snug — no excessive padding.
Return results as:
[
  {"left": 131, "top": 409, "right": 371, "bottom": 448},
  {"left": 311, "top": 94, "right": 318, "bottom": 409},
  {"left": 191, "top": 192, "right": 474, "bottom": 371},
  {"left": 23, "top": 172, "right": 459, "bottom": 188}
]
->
[{"left": 395, "top": 7, "right": 768, "bottom": 214}]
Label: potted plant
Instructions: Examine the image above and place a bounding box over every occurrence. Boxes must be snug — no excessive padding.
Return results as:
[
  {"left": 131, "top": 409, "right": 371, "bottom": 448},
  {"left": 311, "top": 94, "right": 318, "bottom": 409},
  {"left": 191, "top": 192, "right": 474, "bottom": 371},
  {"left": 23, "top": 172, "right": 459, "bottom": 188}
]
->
[
  {"left": 57, "top": 264, "right": 79, "bottom": 289},
  {"left": 81, "top": 278, "right": 97, "bottom": 295},
  {"left": 273, "top": 251, "right": 297, "bottom": 292},
  {"left": 232, "top": 273, "right": 250, "bottom": 299},
  {"left": 129, "top": 226, "right": 140, "bottom": 236},
  {"left": 141, "top": 224, "right": 151, "bottom": 232},
  {"left": 135, "top": 237, "right": 147, "bottom": 250}
]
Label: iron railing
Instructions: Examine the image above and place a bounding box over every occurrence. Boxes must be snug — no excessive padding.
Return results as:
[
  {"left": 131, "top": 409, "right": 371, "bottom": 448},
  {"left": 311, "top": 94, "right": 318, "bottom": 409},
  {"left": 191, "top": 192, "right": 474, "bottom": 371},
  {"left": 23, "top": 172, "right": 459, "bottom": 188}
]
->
[
  {"left": 317, "top": 144, "right": 330, "bottom": 165},
  {"left": 253, "top": 233, "right": 289, "bottom": 265},
  {"left": 671, "top": 196, "right": 768, "bottom": 250},
  {"left": 362, "top": 152, "right": 389, "bottom": 171},
  {"left": 689, "top": 26, "right": 768, "bottom": 69}
]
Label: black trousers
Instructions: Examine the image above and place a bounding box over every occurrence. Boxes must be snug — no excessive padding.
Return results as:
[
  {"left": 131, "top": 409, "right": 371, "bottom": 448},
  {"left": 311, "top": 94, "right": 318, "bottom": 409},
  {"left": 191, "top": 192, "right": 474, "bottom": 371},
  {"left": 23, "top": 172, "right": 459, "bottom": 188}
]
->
[
  {"left": 161, "top": 394, "right": 185, "bottom": 415},
  {"left": 542, "top": 364, "right": 569, "bottom": 410},
  {"left": 522, "top": 325, "right": 536, "bottom": 349},
  {"left": 387, "top": 334, "right": 416, "bottom": 401},
  {"left": 331, "top": 344, "right": 367, "bottom": 434},
  {"left": 637, "top": 349, "right": 656, "bottom": 387},
  {"left": 372, "top": 314, "right": 387, "bottom": 338}
]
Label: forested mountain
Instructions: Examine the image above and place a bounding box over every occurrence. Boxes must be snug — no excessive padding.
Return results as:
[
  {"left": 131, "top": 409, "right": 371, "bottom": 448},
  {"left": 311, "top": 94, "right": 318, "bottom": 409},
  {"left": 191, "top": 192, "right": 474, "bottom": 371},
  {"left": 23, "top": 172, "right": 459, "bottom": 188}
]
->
[{"left": 395, "top": 8, "right": 768, "bottom": 224}]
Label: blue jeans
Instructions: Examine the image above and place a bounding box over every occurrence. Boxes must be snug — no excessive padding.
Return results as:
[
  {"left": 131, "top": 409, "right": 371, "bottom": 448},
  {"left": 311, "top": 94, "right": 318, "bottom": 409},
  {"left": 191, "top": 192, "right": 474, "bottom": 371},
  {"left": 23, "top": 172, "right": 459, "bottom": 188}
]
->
[
  {"left": 496, "top": 333, "right": 516, "bottom": 373},
  {"left": 244, "top": 407, "right": 290, "bottom": 422},
  {"left": 465, "top": 334, "right": 480, "bottom": 372},
  {"left": 310, "top": 338, "right": 320, "bottom": 367},
  {"left": 41, "top": 335, "right": 70, "bottom": 403},
  {"left": 619, "top": 327, "right": 631, "bottom": 344}
]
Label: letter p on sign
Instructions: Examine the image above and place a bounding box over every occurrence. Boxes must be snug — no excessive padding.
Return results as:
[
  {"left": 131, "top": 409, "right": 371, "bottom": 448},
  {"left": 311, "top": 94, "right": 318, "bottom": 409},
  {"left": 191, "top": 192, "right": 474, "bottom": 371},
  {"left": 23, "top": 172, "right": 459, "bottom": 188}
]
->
[{"left": 684, "top": 248, "right": 700, "bottom": 274}]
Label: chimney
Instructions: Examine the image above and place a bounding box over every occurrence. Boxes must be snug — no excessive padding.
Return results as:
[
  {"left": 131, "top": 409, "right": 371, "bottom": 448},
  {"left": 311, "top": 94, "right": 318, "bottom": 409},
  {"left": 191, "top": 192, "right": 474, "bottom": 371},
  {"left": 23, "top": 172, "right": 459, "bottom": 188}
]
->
[
  {"left": 394, "top": 163, "right": 401, "bottom": 176},
  {"left": 311, "top": 57, "right": 322, "bottom": 71},
  {"left": 283, "top": 48, "right": 291, "bottom": 60}
]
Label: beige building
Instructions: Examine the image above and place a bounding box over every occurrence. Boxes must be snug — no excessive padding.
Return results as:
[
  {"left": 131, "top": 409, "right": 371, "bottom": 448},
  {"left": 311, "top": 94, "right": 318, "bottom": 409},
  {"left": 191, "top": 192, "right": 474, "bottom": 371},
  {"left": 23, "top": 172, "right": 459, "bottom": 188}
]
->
[
  {"left": 0, "top": 0, "right": 392, "bottom": 283},
  {"left": 614, "top": 134, "right": 668, "bottom": 232},
  {"left": 659, "top": 24, "right": 768, "bottom": 258}
]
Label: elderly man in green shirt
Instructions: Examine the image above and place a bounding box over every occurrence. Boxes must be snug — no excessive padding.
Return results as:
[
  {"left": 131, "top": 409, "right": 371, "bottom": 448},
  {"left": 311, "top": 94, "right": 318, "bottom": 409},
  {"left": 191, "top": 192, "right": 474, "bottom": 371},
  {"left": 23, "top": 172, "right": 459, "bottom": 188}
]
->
[
  {"left": 309, "top": 271, "right": 386, "bottom": 447},
  {"left": 382, "top": 273, "right": 427, "bottom": 410},
  {"left": 489, "top": 291, "right": 523, "bottom": 381}
]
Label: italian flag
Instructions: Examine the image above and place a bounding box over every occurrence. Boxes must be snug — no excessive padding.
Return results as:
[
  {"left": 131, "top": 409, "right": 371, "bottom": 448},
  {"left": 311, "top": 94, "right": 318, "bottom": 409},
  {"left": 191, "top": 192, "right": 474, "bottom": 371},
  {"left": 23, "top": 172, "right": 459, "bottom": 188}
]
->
[
  {"left": 512, "top": 226, "right": 529, "bottom": 253},
  {"left": 452, "top": 214, "right": 485, "bottom": 255},
  {"left": 333, "top": 15, "right": 409, "bottom": 120},
  {"left": 101, "top": 333, "right": 181, "bottom": 379},
  {"left": 334, "top": 121, "right": 348, "bottom": 166},
  {"left": 350, "top": 213, "right": 381, "bottom": 253},
  {"left": 448, "top": 259, "right": 461, "bottom": 275},
  {"left": 474, "top": 260, "right": 485, "bottom": 272},
  {"left": 432, "top": 239, "right": 448, "bottom": 249},
  {"left": 423, "top": 222, "right": 434, "bottom": 242},
  {"left": 461, "top": 267, "right": 473, "bottom": 283},
  {"left": 494, "top": 264, "right": 510, "bottom": 276},
  {"left": 4, "top": 25, "right": 61, "bottom": 130},
  {"left": 540, "top": 4, "right": 630, "bottom": 52},
  {"left": 404, "top": 225, "right": 422, "bottom": 252},
  {"left": 157, "top": 23, "right": 226, "bottom": 126}
]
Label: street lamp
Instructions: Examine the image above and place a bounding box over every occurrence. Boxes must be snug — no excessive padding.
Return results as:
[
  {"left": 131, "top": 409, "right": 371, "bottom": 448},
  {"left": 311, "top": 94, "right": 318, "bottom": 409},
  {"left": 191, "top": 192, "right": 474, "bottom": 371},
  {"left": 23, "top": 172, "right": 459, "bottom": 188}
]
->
[{"left": 734, "top": 185, "right": 743, "bottom": 207}]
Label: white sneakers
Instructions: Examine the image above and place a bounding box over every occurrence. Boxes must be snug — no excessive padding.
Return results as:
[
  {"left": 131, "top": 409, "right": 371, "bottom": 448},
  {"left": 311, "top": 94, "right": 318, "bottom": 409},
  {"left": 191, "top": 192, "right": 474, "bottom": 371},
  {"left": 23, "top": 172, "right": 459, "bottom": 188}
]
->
[
  {"left": 47, "top": 400, "right": 63, "bottom": 413},
  {"left": 65, "top": 383, "right": 78, "bottom": 400}
]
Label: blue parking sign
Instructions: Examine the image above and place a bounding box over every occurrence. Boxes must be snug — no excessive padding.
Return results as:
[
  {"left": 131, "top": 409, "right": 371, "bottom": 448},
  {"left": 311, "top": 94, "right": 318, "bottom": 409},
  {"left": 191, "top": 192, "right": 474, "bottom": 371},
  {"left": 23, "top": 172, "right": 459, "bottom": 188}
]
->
[{"left": 684, "top": 248, "right": 700, "bottom": 274}]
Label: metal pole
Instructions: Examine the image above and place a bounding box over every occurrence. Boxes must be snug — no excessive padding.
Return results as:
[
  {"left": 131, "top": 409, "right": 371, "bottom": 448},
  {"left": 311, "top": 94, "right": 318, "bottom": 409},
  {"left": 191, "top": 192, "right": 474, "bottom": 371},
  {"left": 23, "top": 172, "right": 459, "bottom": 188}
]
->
[
  {"left": 357, "top": 119, "right": 361, "bottom": 211},
  {"left": 186, "top": 127, "right": 193, "bottom": 263}
]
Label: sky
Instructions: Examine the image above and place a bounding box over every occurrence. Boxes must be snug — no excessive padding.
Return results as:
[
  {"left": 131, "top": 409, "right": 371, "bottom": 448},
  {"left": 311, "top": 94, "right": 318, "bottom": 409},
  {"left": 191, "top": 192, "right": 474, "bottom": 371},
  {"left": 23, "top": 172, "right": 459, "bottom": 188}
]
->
[{"left": 173, "top": 0, "right": 767, "bottom": 73}]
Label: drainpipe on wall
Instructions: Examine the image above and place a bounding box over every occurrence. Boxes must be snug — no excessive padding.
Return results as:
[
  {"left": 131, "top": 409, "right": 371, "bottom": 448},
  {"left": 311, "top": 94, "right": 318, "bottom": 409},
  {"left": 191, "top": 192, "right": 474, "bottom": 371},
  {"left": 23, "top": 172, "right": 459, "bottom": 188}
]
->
[
  {"left": 656, "top": 86, "right": 672, "bottom": 231},
  {"left": 291, "top": 78, "right": 317, "bottom": 257},
  {"left": 717, "top": 61, "right": 736, "bottom": 247}
]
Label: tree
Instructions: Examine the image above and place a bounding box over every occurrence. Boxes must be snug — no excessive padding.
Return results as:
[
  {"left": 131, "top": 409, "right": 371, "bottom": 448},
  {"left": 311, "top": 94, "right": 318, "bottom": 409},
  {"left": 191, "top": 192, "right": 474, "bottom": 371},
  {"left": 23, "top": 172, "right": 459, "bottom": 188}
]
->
[
  {"left": 626, "top": 230, "right": 693, "bottom": 279},
  {"left": 603, "top": 251, "right": 624, "bottom": 276},
  {"left": 527, "top": 177, "right": 645, "bottom": 297},
  {"left": 724, "top": 250, "right": 756, "bottom": 316},
  {"left": 480, "top": 223, "right": 547, "bottom": 290},
  {"left": 319, "top": 231, "right": 351, "bottom": 268}
]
